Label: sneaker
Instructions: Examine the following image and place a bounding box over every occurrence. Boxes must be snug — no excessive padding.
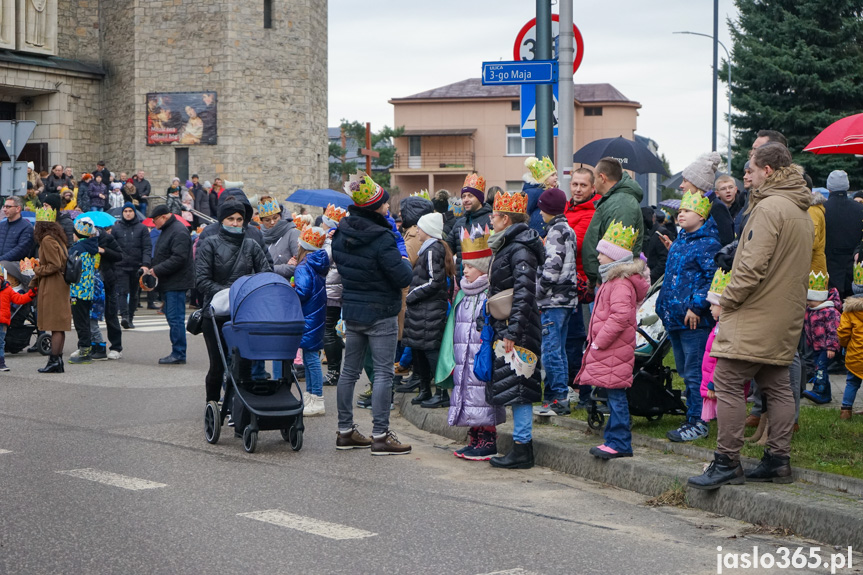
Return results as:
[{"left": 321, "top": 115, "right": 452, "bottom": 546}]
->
[
  {"left": 533, "top": 402, "right": 552, "bottom": 416},
  {"left": 453, "top": 444, "right": 472, "bottom": 458},
  {"left": 69, "top": 349, "right": 80, "bottom": 360},
  {"left": 90, "top": 347, "right": 108, "bottom": 361},
  {"left": 336, "top": 425, "right": 372, "bottom": 450},
  {"left": 69, "top": 349, "right": 92, "bottom": 365},
  {"left": 107, "top": 350, "right": 122, "bottom": 360},
  {"left": 305, "top": 394, "right": 325, "bottom": 417},
  {"left": 370, "top": 430, "right": 412, "bottom": 455},
  {"left": 120, "top": 318, "right": 130, "bottom": 329},
  {"left": 462, "top": 442, "right": 498, "bottom": 461},
  {"left": 302, "top": 391, "right": 311, "bottom": 407},
  {"left": 0, "top": 362, "right": 9, "bottom": 372},
  {"left": 548, "top": 399, "right": 571, "bottom": 416},
  {"left": 324, "top": 370, "right": 340, "bottom": 386},
  {"left": 356, "top": 385, "right": 373, "bottom": 409},
  {"left": 590, "top": 444, "right": 633, "bottom": 460},
  {"left": 667, "top": 421, "right": 709, "bottom": 443},
  {"left": 227, "top": 413, "right": 234, "bottom": 427}
]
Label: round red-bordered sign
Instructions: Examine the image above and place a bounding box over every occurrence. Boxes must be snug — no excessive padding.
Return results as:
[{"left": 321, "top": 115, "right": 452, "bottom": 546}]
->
[{"left": 513, "top": 15, "right": 584, "bottom": 75}]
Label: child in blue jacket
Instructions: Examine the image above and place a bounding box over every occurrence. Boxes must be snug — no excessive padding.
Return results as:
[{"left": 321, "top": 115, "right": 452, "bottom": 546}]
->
[{"left": 656, "top": 191, "right": 721, "bottom": 442}]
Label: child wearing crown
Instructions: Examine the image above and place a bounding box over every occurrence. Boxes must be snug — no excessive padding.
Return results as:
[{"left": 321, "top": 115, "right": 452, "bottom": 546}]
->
[
  {"left": 576, "top": 221, "right": 650, "bottom": 459},
  {"left": 801, "top": 271, "right": 841, "bottom": 405},
  {"left": 837, "top": 264, "right": 863, "bottom": 419},
  {"left": 656, "top": 191, "right": 721, "bottom": 442}
]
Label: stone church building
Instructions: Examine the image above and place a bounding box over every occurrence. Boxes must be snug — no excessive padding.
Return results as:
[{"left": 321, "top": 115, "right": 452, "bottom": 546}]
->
[{"left": 0, "top": 0, "right": 328, "bottom": 194}]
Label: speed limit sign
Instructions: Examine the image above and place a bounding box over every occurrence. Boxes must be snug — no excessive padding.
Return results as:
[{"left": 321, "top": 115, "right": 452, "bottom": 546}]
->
[{"left": 513, "top": 15, "right": 584, "bottom": 75}]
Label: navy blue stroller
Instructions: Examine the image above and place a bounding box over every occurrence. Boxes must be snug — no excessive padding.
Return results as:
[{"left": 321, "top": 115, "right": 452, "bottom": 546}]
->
[{"left": 204, "top": 272, "right": 305, "bottom": 453}]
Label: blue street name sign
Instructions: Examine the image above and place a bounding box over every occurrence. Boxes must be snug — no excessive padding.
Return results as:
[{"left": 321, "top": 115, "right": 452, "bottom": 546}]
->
[{"left": 481, "top": 60, "right": 558, "bottom": 86}]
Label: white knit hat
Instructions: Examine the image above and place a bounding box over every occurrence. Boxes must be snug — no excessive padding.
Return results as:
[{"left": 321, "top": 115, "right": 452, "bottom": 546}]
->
[
  {"left": 682, "top": 152, "right": 722, "bottom": 192},
  {"left": 417, "top": 212, "right": 444, "bottom": 240}
]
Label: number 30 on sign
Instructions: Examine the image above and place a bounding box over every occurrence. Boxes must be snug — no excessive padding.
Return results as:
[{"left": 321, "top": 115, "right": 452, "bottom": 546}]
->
[{"left": 513, "top": 15, "right": 584, "bottom": 75}]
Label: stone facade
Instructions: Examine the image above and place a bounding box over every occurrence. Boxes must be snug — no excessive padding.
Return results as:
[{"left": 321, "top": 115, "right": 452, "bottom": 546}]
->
[{"left": 0, "top": 0, "right": 328, "bottom": 199}]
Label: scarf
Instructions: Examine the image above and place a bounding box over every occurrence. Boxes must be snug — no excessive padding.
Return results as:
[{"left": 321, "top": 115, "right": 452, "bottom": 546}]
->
[
  {"left": 488, "top": 230, "right": 506, "bottom": 254},
  {"left": 262, "top": 218, "right": 289, "bottom": 246},
  {"left": 599, "top": 254, "right": 633, "bottom": 283},
  {"left": 459, "top": 274, "right": 489, "bottom": 296}
]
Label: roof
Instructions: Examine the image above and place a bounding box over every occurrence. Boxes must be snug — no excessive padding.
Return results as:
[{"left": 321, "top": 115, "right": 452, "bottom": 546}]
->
[
  {"left": 391, "top": 78, "right": 639, "bottom": 106},
  {"left": 0, "top": 50, "right": 105, "bottom": 76},
  {"left": 401, "top": 128, "right": 475, "bottom": 137}
]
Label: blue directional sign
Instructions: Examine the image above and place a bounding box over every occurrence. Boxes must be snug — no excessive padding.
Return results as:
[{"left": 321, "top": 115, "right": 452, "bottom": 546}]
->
[
  {"left": 481, "top": 60, "right": 558, "bottom": 86},
  {"left": 521, "top": 84, "right": 559, "bottom": 138}
]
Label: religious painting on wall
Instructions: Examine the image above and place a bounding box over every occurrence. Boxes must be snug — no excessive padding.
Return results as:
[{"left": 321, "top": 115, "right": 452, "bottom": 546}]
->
[
  {"left": 15, "top": 0, "right": 57, "bottom": 55},
  {"left": 146, "top": 92, "right": 218, "bottom": 146}
]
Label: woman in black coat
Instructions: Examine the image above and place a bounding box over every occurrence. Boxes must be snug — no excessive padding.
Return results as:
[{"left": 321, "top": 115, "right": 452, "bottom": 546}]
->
[
  {"left": 401, "top": 212, "right": 454, "bottom": 408},
  {"left": 486, "top": 192, "right": 544, "bottom": 470},
  {"left": 195, "top": 202, "right": 271, "bottom": 404},
  {"left": 111, "top": 203, "right": 151, "bottom": 328}
]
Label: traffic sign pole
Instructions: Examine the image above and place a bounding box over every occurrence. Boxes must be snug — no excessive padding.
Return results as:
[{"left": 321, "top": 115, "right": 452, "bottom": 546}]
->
[
  {"left": 535, "top": 0, "right": 554, "bottom": 163},
  {"left": 558, "top": 0, "right": 574, "bottom": 198}
]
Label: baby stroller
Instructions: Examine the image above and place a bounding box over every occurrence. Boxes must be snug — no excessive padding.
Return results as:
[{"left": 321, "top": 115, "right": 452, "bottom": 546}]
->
[
  {"left": 587, "top": 275, "right": 687, "bottom": 430},
  {"left": 1, "top": 261, "right": 51, "bottom": 355},
  {"left": 204, "top": 272, "right": 305, "bottom": 453}
]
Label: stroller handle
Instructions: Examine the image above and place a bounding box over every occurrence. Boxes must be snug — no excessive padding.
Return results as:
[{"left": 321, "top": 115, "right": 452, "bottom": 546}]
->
[{"left": 636, "top": 327, "right": 660, "bottom": 350}]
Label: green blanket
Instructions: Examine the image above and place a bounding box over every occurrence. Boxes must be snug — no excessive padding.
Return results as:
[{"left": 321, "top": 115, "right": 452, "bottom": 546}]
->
[{"left": 433, "top": 290, "right": 464, "bottom": 389}]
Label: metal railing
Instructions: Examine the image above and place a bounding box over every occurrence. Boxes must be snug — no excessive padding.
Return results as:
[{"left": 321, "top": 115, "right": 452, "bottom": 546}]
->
[{"left": 393, "top": 152, "right": 475, "bottom": 171}]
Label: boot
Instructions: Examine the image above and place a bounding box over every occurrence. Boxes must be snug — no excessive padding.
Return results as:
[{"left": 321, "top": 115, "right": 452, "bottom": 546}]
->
[
  {"left": 463, "top": 428, "right": 498, "bottom": 461},
  {"left": 90, "top": 343, "right": 108, "bottom": 361},
  {"left": 421, "top": 387, "right": 450, "bottom": 408},
  {"left": 38, "top": 354, "right": 64, "bottom": 373},
  {"left": 454, "top": 428, "right": 479, "bottom": 458},
  {"left": 69, "top": 347, "right": 92, "bottom": 365},
  {"left": 840, "top": 408, "right": 852, "bottom": 420},
  {"left": 411, "top": 379, "right": 432, "bottom": 405},
  {"left": 745, "top": 448, "right": 793, "bottom": 483},
  {"left": 489, "top": 440, "right": 534, "bottom": 469},
  {"left": 687, "top": 452, "right": 745, "bottom": 490},
  {"left": 394, "top": 372, "right": 421, "bottom": 393},
  {"left": 802, "top": 371, "right": 832, "bottom": 404}
]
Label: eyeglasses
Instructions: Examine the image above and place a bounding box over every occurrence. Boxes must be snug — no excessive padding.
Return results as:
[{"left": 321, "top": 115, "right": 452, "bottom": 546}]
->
[{"left": 3, "top": 205, "right": 18, "bottom": 209}]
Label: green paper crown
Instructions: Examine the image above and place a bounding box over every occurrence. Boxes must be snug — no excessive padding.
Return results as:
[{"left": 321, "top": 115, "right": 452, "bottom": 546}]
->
[
  {"left": 709, "top": 268, "right": 731, "bottom": 296},
  {"left": 411, "top": 189, "right": 431, "bottom": 201},
  {"left": 35, "top": 205, "right": 56, "bottom": 222},
  {"left": 601, "top": 220, "right": 638, "bottom": 252},
  {"left": 344, "top": 170, "right": 383, "bottom": 207},
  {"left": 855, "top": 263, "right": 863, "bottom": 286},
  {"left": 809, "top": 271, "right": 829, "bottom": 292},
  {"left": 525, "top": 156, "right": 556, "bottom": 183},
  {"left": 680, "top": 191, "right": 711, "bottom": 219}
]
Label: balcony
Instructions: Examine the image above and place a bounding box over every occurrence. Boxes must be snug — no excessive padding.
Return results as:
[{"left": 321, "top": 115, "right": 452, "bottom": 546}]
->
[{"left": 392, "top": 152, "right": 476, "bottom": 172}]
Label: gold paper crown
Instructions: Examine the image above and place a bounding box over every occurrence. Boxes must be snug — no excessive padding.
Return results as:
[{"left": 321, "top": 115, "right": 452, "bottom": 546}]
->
[
  {"left": 460, "top": 225, "right": 492, "bottom": 260},
  {"left": 601, "top": 220, "right": 639, "bottom": 252},
  {"left": 411, "top": 189, "right": 431, "bottom": 201},
  {"left": 323, "top": 203, "right": 347, "bottom": 224},
  {"left": 493, "top": 191, "right": 528, "bottom": 214},
  {"left": 35, "top": 205, "right": 56, "bottom": 222},
  {"left": 299, "top": 226, "right": 326, "bottom": 250},
  {"left": 462, "top": 173, "right": 486, "bottom": 195},
  {"left": 257, "top": 198, "right": 281, "bottom": 218},
  {"left": 679, "top": 191, "right": 712, "bottom": 219},
  {"left": 709, "top": 269, "right": 731, "bottom": 297},
  {"left": 809, "top": 271, "right": 829, "bottom": 292},
  {"left": 344, "top": 170, "right": 384, "bottom": 207},
  {"left": 525, "top": 156, "right": 556, "bottom": 183},
  {"left": 855, "top": 262, "right": 863, "bottom": 286}
]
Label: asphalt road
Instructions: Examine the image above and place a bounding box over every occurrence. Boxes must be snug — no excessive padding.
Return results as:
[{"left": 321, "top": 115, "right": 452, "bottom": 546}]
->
[{"left": 0, "top": 311, "right": 837, "bottom": 574}]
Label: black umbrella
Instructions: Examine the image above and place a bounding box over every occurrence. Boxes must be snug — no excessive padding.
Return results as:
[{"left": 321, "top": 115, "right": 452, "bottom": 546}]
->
[{"left": 573, "top": 136, "right": 669, "bottom": 176}]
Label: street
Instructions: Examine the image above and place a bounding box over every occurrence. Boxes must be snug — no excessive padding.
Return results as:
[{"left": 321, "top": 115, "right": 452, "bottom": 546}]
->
[{"left": 0, "top": 312, "right": 835, "bottom": 575}]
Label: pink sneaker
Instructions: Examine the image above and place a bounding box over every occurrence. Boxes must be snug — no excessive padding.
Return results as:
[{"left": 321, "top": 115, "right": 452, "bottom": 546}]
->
[{"left": 589, "top": 444, "right": 633, "bottom": 460}]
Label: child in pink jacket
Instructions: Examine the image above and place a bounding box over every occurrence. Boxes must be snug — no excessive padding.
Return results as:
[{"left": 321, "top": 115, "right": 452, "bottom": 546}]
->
[{"left": 576, "top": 223, "right": 649, "bottom": 459}]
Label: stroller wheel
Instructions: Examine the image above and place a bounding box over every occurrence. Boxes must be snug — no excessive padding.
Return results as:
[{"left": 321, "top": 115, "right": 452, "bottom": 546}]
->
[
  {"left": 205, "top": 401, "right": 221, "bottom": 444},
  {"left": 37, "top": 333, "right": 52, "bottom": 356},
  {"left": 645, "top": 414, "right": 663, "bottom": 422},
  {"left": 243, "top": 427, "right": 258, "bottom": 453},
  {"left": 587, "top": 410, "right": 605, "bottom": 430},
  {"left": 286, "top": 425, "right": 303, "bottom": 451}
]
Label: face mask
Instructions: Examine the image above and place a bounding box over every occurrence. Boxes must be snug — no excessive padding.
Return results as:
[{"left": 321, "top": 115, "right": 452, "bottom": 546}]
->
[{"left": 222, "top": 224, "right": 243, "bottom": 235}]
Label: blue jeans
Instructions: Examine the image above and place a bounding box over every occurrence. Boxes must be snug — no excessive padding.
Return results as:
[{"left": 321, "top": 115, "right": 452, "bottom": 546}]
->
[
  {"left": 162, "top": 290, "right": 186, "bottom": 360},
  {"left": 0, "top": 324, "right": 6, "bottom": 362},
  {"left": 511, "top": 403, "right": 533, "bottom": 443},
  {"left": 668, "top": 327, "right": 710, "bottom": 423},
  {"left": 303, "top": 349, "right": 323, "bottom": 396},
  {"left": 842, "top": 372, "right": 862, "bottom": 409},
  {"left": 541, "top": 307, "right": 572, "bottom": 402},
  {"left": 604, "top": 388, "right": 632, "bottom": 454},
  {"left": 813, "top": 350, "right": 829, "bottom": 379},
  {"left": 337, "top": 316, "right": 398, "bottom": 435}
]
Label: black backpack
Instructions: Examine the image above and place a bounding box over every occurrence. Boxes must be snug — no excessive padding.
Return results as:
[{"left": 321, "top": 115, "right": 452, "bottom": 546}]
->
[{"left": 64, "top": 252, "right": 83, "bottom": 284}]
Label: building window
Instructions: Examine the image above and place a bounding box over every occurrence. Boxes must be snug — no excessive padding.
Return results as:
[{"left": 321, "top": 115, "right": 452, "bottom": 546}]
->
[
  {"left": 506, "top": 126, "right": 535, "bottom": 155},
  {"left": 511, "top": 100, "right": 519, "bottom": 111},
  {"left": 584, "top": 106, "right": 603, "bottom": 116},
  {"left": 0, "top": 102, "right": 16, "bottom": 121},
  {"left": 175, "top": 148, "right": 189, "bottom": 183},
  {"left": 264, "top": 0, "right": 273, "bottom": 28},
  {"left": 409, "top": 136, "right": 421, "bottom": 156}
]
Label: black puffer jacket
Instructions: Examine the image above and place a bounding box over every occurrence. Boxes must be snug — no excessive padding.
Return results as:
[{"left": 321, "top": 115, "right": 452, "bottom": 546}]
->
[
  {"left": 400, "top": 196, "right": 434, "bottom": 229},
  {"left": 486, "top": 223, "right": 544, "bottom": 406},
  {"left": 197, "top": 188, "right": 273, "bottom": 266},
  {"left": 402, "top": 240, "right": 450, "bottom": 350},
  {"left": 446, "top": 204, "right": 493, "bottom": 277},
  {"left": 195, "top": 227, "right": 271, "bottom": 310},
  {"left": 332, "top": 206, "right": 413, "bottom": 324},
  {"left": 826, "top": 191, "right": 863, "bottom": 297},
  {"left": 112, "top": 212, "right": 152, "bottom": 271},
  {"left": 97, "top": 231, "right": 124, "bottom": 287},
  {"left": 57, "top": 211, "right": 75, "bottom": 247},
  {"left": 152, "top": 215, "right": 195, "bottom": 292}
]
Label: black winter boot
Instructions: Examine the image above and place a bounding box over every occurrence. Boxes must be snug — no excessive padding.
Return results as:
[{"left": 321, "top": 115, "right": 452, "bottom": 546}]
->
[
  {"left": 489, "top": 440, "right": 534, "bottom": 469},
  {"left": 411, "top": 379, "right": 432, "bottom": 405},
  {"left": 687, "top": 452, "right": 745, "bottom": 490},
  {"left": 38, "top": 354, "right": 64, "bottom": 374},
  {"left": 454, "top": 428, "right": 479, "bottom": 458},
  {"left": 394, "top": 372, "right": 421, "bottom": 393},
  {"left": 746, "top": 449, "right": 793, "bottom": 483},
  {"left": 421, "top": 388, "right": 450, "bottom": 408}
]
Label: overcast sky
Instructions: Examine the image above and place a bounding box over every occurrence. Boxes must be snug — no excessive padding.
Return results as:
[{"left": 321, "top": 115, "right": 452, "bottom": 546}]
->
[{"left": 328, "top": 0, "right": 738, "bottom": 175}]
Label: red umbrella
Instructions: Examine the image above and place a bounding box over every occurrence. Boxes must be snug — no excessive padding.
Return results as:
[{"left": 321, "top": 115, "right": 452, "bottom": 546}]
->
[
  {"left": 141, "top": 214, "right": 191, "bottom": 228},
  {"left": 804, "top": 112, "right": 863, "bottom": 155}
]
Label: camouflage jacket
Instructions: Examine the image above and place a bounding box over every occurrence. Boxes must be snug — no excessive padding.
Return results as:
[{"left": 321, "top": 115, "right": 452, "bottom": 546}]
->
[{"left": 537, "top": 215, "right": 578, "bottom": 309}]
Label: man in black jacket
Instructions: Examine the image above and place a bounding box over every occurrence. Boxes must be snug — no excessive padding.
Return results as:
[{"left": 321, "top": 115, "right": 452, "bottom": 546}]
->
[
  {"left": 446, "top": 174, "right": 492, "bottom": 279},
  {"left": 824, "top": 169, "right": 863, "bottom": 298},
  {"left": 333, "top": 173, "right": 413, "bottom": 455},
  {"left": 113, "top": 203, "right": 151, "bottom": 328},
  {"left": 145, "top": 205, "right": 194, "bottom": 364},
  {"left": 132, "top": 170, "right": 151, "bottom": 215}
]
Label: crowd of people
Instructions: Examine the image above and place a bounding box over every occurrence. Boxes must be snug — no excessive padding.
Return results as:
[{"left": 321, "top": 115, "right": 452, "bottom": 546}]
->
[{"left": 7, "top": 132, "right": 862, "bottom": 479}]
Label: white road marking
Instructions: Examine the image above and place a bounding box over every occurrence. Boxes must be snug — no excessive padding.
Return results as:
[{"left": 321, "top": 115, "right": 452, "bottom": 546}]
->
[
  {"left": 475, "top": 570, "right": 542, "bottom": 575},
  {"left": 0, "top": 449, "right": 11, "bottom": 455},
  {"left": 238, "top": 510, "right": 377, "bottom": 540},
  {"left": 57, "top": 468, "right": 167, "bottom": 491}
]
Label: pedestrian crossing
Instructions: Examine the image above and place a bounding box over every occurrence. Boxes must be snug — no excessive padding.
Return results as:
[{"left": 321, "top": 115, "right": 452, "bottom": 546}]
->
[
  {"left": 57, "top": 468, "right": 167, "bottom": 491},
  {"left": 96, "top": 315, "right": 190, "bottom": 333}
]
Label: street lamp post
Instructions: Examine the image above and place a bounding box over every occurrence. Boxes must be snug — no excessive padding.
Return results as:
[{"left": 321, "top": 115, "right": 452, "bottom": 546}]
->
[{"left": 674, "top": 31, "right": 733, "bottom": 170}]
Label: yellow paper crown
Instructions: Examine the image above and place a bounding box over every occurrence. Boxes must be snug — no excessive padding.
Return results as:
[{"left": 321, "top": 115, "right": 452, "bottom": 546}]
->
[
  {"left": 460, "top": 224, "right": 492, "bottom": 259},
  {"left": 493, "top": 191, "right": 528, "bottom": 214},
  {"left": 679, "top": 191, "right": 711, "bottom": 219},
  {"left": 809, "top": 271, "right": 829, "bottom": 292},
  {"left": 709, "top": 269, "right": 731, "bottom": 296},
  {"left": 344, "top": 170, "right": 384, "bottom": 207},
  {"left": 257, "top": 198, "right": 281, "bottom": 218},
  {"left": 601, "top": 220, "right": 639, "bottom": 252},
  {"left": 462, "top": 173, "right": 486, "bottom": 195},
  {"left": 35, "top": 205, "right": 56, "bottom": 222},
  {"left": 411, "top": 189, "right": 431, "bottom": 201},
  {"left": 525, "top": 156, "right": 556, "bottom": 183},
  {"left": 855, "top": 262, "right": 863, "bottom": 286}
]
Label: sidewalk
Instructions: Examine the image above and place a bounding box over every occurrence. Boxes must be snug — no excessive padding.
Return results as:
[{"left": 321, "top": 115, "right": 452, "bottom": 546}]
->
[{"left": 396, "top": 392, "right": 863, "bottom": 549}]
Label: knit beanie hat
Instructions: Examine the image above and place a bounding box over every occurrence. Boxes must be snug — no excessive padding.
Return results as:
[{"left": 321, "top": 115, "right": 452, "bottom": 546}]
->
[
  {"left": 682, "top": 152, "right": 722, "bottom": 192},
  {"left": 537, "top": 187, "right": 566, "bottom": 216},
  {"left": 827, "top": 170, "right": 850, "bottom": 192},
  {"left": 417, "top": 212, "right": 444, "bottom": 240},
  {"left": 463, "top": 255, "right": 491, "bottom": 275},
  {"left": 42, "top": 193, "right": 61, "bottom": 213},
  {"left": 123, "top": 202, "right": 135, "bottom": 211},
  {"left": 218, "top": 201, "right": 245, "bottom": 223}
]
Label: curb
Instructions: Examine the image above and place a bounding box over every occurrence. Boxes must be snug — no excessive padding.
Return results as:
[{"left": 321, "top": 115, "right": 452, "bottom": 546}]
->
[{"left": 397, "top": 393, "right": 863, "bottom": 549}]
